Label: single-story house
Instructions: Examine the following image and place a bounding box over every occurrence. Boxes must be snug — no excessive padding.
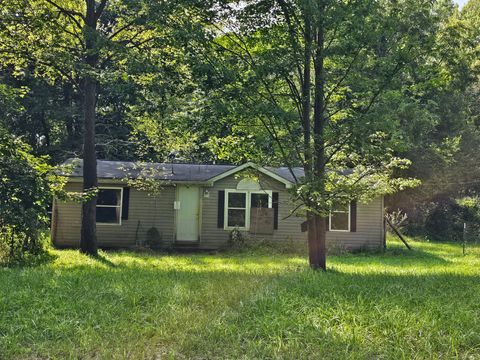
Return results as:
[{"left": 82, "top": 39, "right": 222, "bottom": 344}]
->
[{"left": 51, "top": 160, "right": 386, "bottom": 250}]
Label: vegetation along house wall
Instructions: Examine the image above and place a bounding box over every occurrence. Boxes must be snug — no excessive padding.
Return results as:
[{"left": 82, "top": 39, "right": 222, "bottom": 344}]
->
[{"left": 52, "top": 160, "right": 385, "bottom": 250}]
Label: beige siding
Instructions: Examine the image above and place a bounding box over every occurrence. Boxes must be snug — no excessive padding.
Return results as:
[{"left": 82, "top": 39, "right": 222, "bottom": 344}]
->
[
  {"left": 326, "top": 198, "right": 384, "bottom": 251},
  {"left": 53, "top": 173, "right": 384, "bottom": 251},
  {"left": 200, "top": 173, "right": 384, "bottom": 250},
  {"left": 199, "top": 174, "right": 297, "bottom": 248},
  {"left": 53, "top": 182, "right": 176, "bottom": 248}
]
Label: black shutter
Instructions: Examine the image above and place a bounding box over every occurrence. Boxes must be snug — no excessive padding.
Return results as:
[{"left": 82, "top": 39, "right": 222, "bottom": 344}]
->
[
  {"left": 350, "top": 201, "right": 357, "bottom": 232},
  {"left": 122, "top": 187, "right": 130, "bottom": 220},
  {"left": 326, "top": 214, "right": 330, "bottom": 231},
  {"left": 218, "top": 190, "right": 225, "bottom": 228},
  {"left": 272, "top": 192, "right": 279, "bottom": 230}
]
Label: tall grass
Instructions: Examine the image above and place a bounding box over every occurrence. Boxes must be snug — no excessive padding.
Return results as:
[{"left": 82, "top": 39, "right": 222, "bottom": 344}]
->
[{"left": 1, "top": 238, "right": 479, "bottom": 359}]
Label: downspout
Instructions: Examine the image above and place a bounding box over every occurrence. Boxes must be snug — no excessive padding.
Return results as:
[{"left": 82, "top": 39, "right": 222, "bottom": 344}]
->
[{"left": 51, "top": 197, "right": 58, "bottom": 246}]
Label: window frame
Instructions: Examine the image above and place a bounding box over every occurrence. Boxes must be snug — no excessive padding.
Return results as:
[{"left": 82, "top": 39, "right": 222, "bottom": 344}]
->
[
  {"left": 224, "top": 189, "right": 273, "bottom": 231},
  {"left": 329, "top": 202, "right": 351, "bottom": 232},
  {"left": 96, "top": 187, "right": 124, "bottom": 226}
]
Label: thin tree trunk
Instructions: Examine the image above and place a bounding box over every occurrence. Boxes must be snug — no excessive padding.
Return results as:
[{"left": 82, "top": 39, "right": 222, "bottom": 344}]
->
[
  {"left": 302, "top": 6, "right": 312, "bottom": 176},
  {"left": 301, "top": 3, "right": 325, "bottom": 269},
  {"left": 39, "top": 109, "right": 50, "bottom": 149},
  {"left": 63, "top": 84, "right": 75, "bottom": 143},
  {"left": 80, "top": 0, "right": 99, "bottom": 255},
  {"left": 311, "top": 2, "right": 327, "bottom": 270}
]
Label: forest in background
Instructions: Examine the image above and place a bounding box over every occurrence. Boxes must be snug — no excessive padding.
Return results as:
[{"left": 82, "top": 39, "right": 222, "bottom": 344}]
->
[{"left": 0, "top": 0, "right": 479, "bottom": 263}]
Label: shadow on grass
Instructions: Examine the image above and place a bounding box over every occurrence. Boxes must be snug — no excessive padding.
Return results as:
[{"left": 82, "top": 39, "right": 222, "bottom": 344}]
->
[
  {"left": 0, "top": 249, "right": 58, "bottom": 268},
  {"left": 86, "top": 248, "right": 300, "bottom": 269},
  {"left": 330, "top": 245, "right": 451, "bottom": 268},
  {"left": 90, "top": 253, "right": 117, "bottom": 267}
]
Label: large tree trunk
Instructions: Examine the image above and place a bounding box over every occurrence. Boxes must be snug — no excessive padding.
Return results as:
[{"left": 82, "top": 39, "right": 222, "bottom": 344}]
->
[
  {"left": 80, "top": 0, "right": 99, "bottom": 255},
  {"left": 307, "top": 212, "right": 326, "bottom": 270},
  {"left": 80, "top": 76, "right": 98, "bottom": 255},
  {"left": 310, "top": 3, "right": 327, "bottom": 270}
]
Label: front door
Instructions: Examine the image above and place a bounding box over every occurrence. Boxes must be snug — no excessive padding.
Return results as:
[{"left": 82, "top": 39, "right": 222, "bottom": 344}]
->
[{"left": 176, "top": 186, "right": 200, "bottom": 241}]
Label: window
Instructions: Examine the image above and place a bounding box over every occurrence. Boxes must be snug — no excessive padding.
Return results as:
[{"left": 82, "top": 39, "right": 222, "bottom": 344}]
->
[
  {"left": 251, "top": 193, "right": 269, "bottom": 208},
  {"left": 225, "top": 190, "right": 272, "bottom": 230},
  {"left": 96, "top": 188, "right": 123, "bottom": 225},
  {"left": 329, "top": 203, "right": 350, "bottom": 231},
  {"left": 227, "top": 192, "right": 247, "bottom": 228}
]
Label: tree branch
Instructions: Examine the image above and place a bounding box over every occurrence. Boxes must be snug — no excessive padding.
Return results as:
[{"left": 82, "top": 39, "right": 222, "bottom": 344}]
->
[
  {"left": 94, "top": 0, "right": 108, "bottom": 22},
  {"left": 323, "top": 47, "right": 362, "bottom": 110},
  {"left": 44, "top": 0, "right": 84, "bottom": 30},
  {"left": 108, "top": 19, "right": 138, "bottom": 40},
  {"left": 278, "top": 0, "right": 304, "bottom": 84}
]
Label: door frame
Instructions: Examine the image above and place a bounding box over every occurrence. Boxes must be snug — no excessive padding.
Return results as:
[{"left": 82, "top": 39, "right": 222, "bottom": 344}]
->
[{"left": 174, "top": 185, "right": 202, "bottom": 242}]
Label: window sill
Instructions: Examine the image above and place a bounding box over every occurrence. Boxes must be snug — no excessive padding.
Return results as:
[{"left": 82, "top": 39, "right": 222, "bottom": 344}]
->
[
  {"left": 97, "top": 222, "right": 122, "bottom": 226},
  {"left": 224, "top": 226, "right": 247, "bottom": 231}
]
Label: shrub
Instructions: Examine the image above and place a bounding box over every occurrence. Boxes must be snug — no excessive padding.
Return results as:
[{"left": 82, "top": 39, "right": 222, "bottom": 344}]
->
[
  {"left": 0, "top": 128, "right": 63, "bottom": 264},
  {"left": 228, "top": 228, "right": 245, "bottom": 248},
  {"left": 145, "top": 227, "right": 162, "bottom": 249},
  {"left": 407, "top": 197, "right": 480, "bottom": 243},
  {"left": 425, "top": 198, "right": 463, "bottom": 241},
  {"left": 457, "top": 197, "right": 480, "bottom": 243}
]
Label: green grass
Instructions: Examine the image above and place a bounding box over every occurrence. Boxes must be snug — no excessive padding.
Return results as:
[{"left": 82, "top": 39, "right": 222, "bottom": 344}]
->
[{"left": 1, "top": 238, "right": 480, "bottom": 359}]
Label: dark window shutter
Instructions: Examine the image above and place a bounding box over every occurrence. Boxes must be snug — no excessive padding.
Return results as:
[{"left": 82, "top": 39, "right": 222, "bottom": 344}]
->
[
  {"left": 326, "top": 214, "right": 330, "bottom": 231},
  {"left": 350, "top": 201, "right": 357, "bottom": 232},
  {"left": 272, "top": 192, "right": 279, "bottom": 230},
  {"left": 122, "top": 187, "right": 130, "bottom": 220},
  {"left": 218, "top": 190, "right": 225, "bottom": 228}
]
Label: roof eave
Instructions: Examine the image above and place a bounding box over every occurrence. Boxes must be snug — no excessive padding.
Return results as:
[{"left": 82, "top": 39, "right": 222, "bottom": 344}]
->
[
  {"left": 207, "top": 162, "right": 293, "bottom": 189},
  {"left": 66, "top": 177, "right": 214, "bottom": 186}
]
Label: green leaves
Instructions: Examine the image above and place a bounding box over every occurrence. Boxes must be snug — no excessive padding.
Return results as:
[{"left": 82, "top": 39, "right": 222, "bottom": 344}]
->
[
  {"left": 203, "top": 0, "right": 446, "bottom": 215},
  {"left": 0, "top": 127, "right": 66, "bottom": 262}
]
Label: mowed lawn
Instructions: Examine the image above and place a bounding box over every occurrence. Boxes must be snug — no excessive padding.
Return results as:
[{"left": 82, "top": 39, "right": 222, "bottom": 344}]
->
[{"left": 1, "top": 239, "right": 480, "bottom": 359}]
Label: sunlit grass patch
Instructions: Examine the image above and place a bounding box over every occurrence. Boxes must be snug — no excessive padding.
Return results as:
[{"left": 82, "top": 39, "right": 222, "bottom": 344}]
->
[{"left": 1, "top": 238, "right": 479, "bottom": 359}]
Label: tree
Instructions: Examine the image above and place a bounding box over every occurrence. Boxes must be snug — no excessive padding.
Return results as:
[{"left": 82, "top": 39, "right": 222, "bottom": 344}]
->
[
  {"left": 386, "top": 0, "right": 480, "bottom": 241},
  {"left": 0, "top": 127, "right": 63, "bottom": 262},
  {"left": 201, "top": 0, "right": 443, "bottom": 268},
  {"left": 1, "top": 0, "right": 201, "bottom": 255}
]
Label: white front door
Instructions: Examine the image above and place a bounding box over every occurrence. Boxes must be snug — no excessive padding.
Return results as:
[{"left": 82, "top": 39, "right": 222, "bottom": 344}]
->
[{"left": 176, "top": 186, "right": 200, "bottom": 241}]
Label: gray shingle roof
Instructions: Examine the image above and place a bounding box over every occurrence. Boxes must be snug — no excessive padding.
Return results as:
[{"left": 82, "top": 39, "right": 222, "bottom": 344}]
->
[
  {"left": 266, "top": 166, "right": 305, "bottom": 183},
  {"left": 61, "top": 159, "right": 356, "bottom": 184},
  {"left": 62, "top": 159, "right": 241, "bottom": 182}
]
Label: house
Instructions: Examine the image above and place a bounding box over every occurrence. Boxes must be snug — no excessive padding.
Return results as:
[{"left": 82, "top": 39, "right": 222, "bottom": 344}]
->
[{"left": 51, "top": 159, "right": 386, "bottom": 250}]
